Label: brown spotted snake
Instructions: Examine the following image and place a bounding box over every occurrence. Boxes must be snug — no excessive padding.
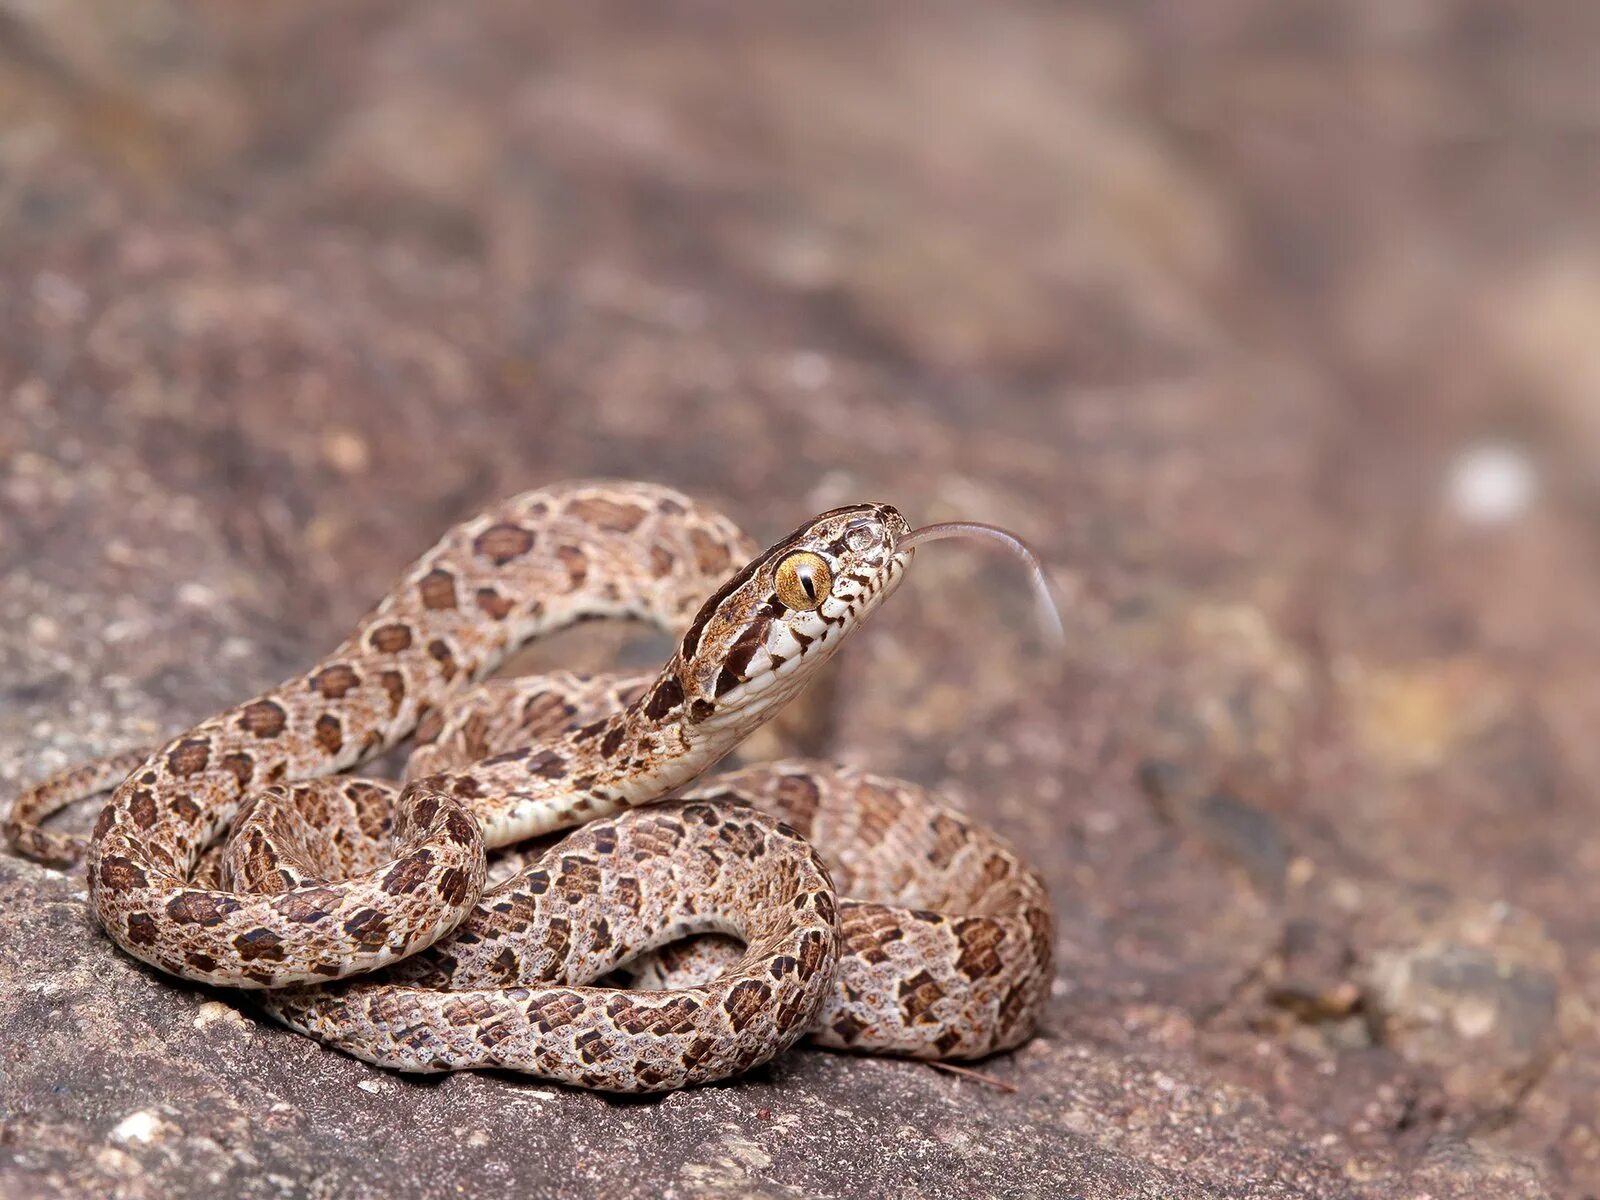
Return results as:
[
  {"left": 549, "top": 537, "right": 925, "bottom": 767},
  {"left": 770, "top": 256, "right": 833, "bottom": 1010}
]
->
[{"left": 6, "top": 481, "right": 1054, "bottom": 1090}]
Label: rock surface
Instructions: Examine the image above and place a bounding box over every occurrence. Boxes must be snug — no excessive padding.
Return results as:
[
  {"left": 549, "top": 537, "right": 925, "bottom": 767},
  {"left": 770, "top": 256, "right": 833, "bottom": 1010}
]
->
[{"left": 2, "top": 3, "right": 1597, "bottom": 1197}]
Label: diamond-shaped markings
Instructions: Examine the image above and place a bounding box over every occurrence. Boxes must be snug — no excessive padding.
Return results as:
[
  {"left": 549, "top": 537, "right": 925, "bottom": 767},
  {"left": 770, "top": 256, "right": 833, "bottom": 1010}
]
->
[
  {"left": 770, "top": 773, "right": 821, "bottom": 834},
  {"left": 855, "top": 782, "right": 904, "bottom": 847},
  {"left": 926, "top": 812, "right": 969, "bottom": 869},
  {"left": 442, "top": 993, "right": 500, "bottom": 1028},
  {"left": 539, "top": 915, "right": 572, "bottom": 968},
  {"left": 721, "top": 978, "right": 774, "bottom": 1031},
  {"left": 630, "top": 816, "right": 687, "bottom": 858},
  {"left": 680, "top": 1035, "right": 721, "bottom": 1071},
  {"left": 166, "top": 891, "right": 241, "bottom": 926},
  {"left": 633, "top": 1063, "right": 673, "bottom": 1089},
  {"left": 999, "top": 978, "right": 1035, "bottom": 1034},
  {"left": 125, "top": 912, "right": 159, "bottom": 946},
  {"left": 611, "top": 875, "right": 642, "bottom": 914},
  {"left": 472, "top": 1011, "right": 520, "bottom": 1052},
  {"left": 830, "top": 1010, "right": 867, "bottom": 1044},
  {"left": 233, "top": 927, "right": 285, "bottom": 962},
  {"left": 565, "top": 495, "right": 647, "bottom": 532},
  {"left": 574, "top": 1028, "right": 611, "bottom": 1065},
  {"left": 342, "top": 907, "right": 391, "bottom": 949},
  {"left": 274, "top": 886, "right": 341, "bottom": 923},
  {"left": 952, "top": 917, "right": 1005, "bottom": 980},
  {"left": 979, "top": 852, "right": 1010, "bottom": 889},
  {"left": 897, "top": 969, "right": 946, "bottom": 1025},
  {"left": 127, "top": 788, "right": 159, "bottom": 829},
  {"left": 311, "top": 663, "right": 362, "bottom": 699},
  {"left": 165, "top": 736, "right": 212, "bottom": 778},
  {"left": 97, "top": 854, "right": 148, "bottom": 891},
  {"left": 602, "top": 993, "right": 702, "bottom": 1036},
  {"left": 473, "top": 522, "right": 536, "bottom": 565},
  {"left": 527, "top": 990, "right": 585, "bottom": 1034},
  {"left": 556, "top": 855, "right": 602, "bottom": 902},
  {"left": 1025, "top": 904, "right": 1054, "bottom": 971},
  {"left": 716, "top": 820, "right": 766, "bottom": 860},
  {"left": 841, "top": 903, "right": 904, "bottom": 965},
  {"left": 416, "top": 569, "right": 458, "bottom": 611}
]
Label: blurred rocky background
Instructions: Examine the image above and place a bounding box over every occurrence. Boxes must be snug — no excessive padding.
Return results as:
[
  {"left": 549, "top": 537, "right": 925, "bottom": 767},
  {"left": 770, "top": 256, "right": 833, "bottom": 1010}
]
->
[{"left": 3, "top": 3, "right": 1600, "bottom": 1197}]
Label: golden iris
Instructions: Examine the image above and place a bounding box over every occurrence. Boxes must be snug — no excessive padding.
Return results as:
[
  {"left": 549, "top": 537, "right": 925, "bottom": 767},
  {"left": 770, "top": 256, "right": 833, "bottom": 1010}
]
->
[{"left": 774, "top": 551, "right": 832, "bottom": 611}]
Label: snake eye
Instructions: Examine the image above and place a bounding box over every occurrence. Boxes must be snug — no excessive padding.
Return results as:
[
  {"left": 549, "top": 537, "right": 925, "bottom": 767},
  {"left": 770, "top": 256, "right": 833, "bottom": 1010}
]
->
[{"left": 774, "top": 551, "right": 832, "bottom": 611}]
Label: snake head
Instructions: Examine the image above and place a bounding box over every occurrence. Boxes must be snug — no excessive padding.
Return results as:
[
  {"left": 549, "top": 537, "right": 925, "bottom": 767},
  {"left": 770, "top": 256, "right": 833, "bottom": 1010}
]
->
[{"left": 656, "top": 503, "right": 913, "bottom": 729}]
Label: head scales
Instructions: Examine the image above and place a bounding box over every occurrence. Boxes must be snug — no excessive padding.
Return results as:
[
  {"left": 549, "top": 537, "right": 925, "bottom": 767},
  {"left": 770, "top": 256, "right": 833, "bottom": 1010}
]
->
[
  {"left": 642, "top": 502, "right": 1061, "bottom": 738},
  {"left": 666, "top": 504, "right": 913, "bottom": 729}
]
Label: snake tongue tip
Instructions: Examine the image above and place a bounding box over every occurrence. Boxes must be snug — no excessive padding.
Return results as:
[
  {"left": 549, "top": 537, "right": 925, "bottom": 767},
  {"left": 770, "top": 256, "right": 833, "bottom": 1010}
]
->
[
  {"left": 1037, "top": 594, "right": 1066, "bottom": 648},
  {"left": 900, "top": 520, "right": 1065, "bottom": 648}
]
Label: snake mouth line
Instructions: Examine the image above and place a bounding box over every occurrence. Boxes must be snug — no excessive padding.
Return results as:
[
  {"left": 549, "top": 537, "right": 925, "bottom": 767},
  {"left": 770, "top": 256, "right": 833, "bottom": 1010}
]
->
[{"left": 898, "top": 521, "right": 1064, "bottom": 644}]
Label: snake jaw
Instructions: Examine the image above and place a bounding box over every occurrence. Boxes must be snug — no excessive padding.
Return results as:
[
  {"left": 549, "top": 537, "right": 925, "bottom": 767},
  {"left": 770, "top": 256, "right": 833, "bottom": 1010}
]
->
[{"left": 670, "top": 504, "right": 912, "bottom": 735}]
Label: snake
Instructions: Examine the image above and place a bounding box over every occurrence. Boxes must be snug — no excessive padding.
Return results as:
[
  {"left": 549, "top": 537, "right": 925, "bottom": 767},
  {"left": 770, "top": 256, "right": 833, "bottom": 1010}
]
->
[{"left": 5, "top": 480, "right": 1055, "bottom": 1091}]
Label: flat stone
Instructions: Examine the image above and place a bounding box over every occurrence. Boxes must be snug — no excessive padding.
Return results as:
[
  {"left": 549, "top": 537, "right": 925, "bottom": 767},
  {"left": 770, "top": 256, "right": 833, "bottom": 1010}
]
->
[{"left": 3, "top": 1, "right": 1594, "bottom": 1196}]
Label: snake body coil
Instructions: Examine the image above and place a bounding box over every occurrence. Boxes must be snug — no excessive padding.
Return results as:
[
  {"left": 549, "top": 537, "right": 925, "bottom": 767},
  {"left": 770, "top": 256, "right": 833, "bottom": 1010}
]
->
[{"left": 8, "top": 481, "right": 1053, "bottom": 1090}]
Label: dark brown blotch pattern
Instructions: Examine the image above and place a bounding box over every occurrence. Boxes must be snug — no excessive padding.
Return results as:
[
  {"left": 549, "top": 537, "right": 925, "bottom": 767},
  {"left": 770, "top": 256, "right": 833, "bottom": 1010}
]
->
[
  {"left": 953, "top": 917, "right": 1005, "bottom": 980},
  {"left": 382, "top": 854, "right": 434, "bottom": 895},
  {"left": 165, "top": 737, "right": 211, "bottom": 778},
  {"left": 219, "top": 752, "right": 255, "bottom": 789},
  {"left": 314, "top": 714, "right": 344, "bottom": 756},
  {"left": 380, "top": 670, "right": 407, "bottom": 717},
  {"left": 473, "top": 523, "right": 536, "bottom": 565},
  {"left": 565, "top": 495, "right": 647, "bottom": 533},
  {"left": 428, "top": 639, "right": 458, "bottom": 681},
  {"left": 417, "top": 569, "right": 459, "bottom": 610},
  {"left": 166, "top": 891, "right": 242, "bottom": 927},
  {"left": 721, "top": 978, "right": 774, "bottom": 1031},
  {"left": 127, "top": 787, "right": 159, "bottom": 830},
  {"left": 312, "top": 664, "right": 361, "bottom": 699},
  {"left": 897, "top": 969, "right": 946, "bottom": 1025},
  {"left": 438, "top": 867, "right": 473, "bottom": 906},
  {"left": 234, "top": 927, "right": 285, "bottom": 962},
  {"left": 642, "top": 675, "right": 683, "bottom": 722},
  {"left": 274, "top": 887, "right": 342, "bottom": 923},
  {"left": 369, "top": 623, "right": 414, "bottom": 654},
  {"left": 475, "top": 588, "right": 513, "bottom": 621},
  {"left": 69, "top": 489, "right": 1049, "bottom": 1076},
  {"left": 343, "top": 908, "right": 391, "bottom": 948},
  {"left": 555, "top": 544, "right": 588, "bottom": 590}
]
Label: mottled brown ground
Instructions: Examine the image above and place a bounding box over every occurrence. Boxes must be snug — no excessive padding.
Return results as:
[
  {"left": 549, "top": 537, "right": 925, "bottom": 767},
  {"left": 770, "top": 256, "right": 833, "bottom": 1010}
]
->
[{"left": 2, "top": 3, "right": 1598, "bottom": 1197}]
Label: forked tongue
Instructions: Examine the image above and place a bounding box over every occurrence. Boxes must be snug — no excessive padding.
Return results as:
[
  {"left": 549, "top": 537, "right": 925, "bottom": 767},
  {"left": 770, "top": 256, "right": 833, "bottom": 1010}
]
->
[{"left": 897, "top": 521, "right": 1064, "bottom": 645}]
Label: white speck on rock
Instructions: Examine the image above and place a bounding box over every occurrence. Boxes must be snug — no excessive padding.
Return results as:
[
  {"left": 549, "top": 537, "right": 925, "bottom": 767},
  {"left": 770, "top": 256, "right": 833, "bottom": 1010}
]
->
[
  {"left": 1447, "top": 442, "right": 1537, "bottom": 524},
  {"left": 110, "top": 1110, "right": 165, "bottom": 1145},
  {"left": 1452, "top": 995, "right": 1498, "bottom": 1040},
  {"left": 356, "top": 1080, "right": 384, "bottom": 1093}
]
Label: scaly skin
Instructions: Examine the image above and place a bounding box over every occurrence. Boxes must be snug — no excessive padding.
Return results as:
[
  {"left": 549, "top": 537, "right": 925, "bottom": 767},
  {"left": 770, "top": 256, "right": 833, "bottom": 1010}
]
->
[{"left": 8, "top": 482, "right": 1054, "bottom": 1090}]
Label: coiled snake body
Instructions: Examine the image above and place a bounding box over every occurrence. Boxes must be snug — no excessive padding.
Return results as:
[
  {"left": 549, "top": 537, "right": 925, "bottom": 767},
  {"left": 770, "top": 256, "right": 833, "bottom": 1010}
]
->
[{"left": 7, "top": 481, "right": 1053, "bottom": 1091}]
